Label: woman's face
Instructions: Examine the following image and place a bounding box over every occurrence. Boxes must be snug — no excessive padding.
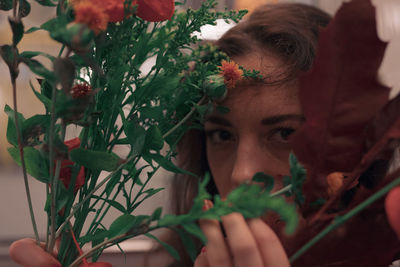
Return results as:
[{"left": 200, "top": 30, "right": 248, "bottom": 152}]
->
[{"left": 205, "top": 51, "right": 303, "bottom": 198}]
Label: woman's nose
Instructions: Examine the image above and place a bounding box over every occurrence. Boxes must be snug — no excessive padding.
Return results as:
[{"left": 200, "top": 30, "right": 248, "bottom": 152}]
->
[{"left": 231, "top": 138, "right": 271, "bottom": 187}]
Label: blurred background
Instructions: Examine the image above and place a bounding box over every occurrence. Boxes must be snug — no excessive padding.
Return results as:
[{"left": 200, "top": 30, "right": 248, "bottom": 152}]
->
[{"left": 1, "top": 0, "right": 399, "bottom": 266}]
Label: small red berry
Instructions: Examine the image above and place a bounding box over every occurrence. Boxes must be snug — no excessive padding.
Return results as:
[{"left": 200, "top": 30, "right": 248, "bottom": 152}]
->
[{"left": 71, "top": 83, "right": 92, "bottom": 99}]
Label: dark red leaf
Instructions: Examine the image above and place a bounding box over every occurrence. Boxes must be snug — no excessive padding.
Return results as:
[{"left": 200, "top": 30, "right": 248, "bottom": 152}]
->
[
  {"left": 290, "top": 0, "right": 390, "bottom": 206},
  {"left": 366, "top": 93, "right": 400, "bottom": 147}
]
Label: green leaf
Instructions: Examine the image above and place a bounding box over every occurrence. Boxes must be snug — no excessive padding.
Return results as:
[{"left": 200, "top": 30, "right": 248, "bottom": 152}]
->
[
  {"left": 21, "top": 58, "right": 55, "bottom": 81},
  {"left": 20, "top": 51, "right": 55, "bottom": 61},
  {"left": 79, "top": 229, "right": 109, "bottom": 244},
  {"left": 22, "top": 114, "right": 50, "bottom": 144},
  {"left": 34, "top": 0, "right": 56, "bottom": 6},
  {"left": 104, "top": 170, "right": 121, "bottom": 197},
  {"left": 252, "top": 172, "right": 274, "bottom": 193},
  {"left": 4, "top": 104, "right": 24, "bottom": 147},
  {"left": 288, "top": 153, "right": 307, "bottom": 205},
  {"left": 8, "top": 147, "right": 49, "bottom": 183},
  {"left": 91, "top": 228, "right": 107, "bottom": 261},
  {"left": 18, "top": 0, "right": 30, "bottom": 17},
  {"left": 144, "top": 233, "right": 180, "bottom": 261},
  {"left": 30, "top": 82, "right": 52, "bottom": 110},
  {"left": 182, "top": 223, "right": 207, "bottom": 244},
  {"left": 0, "top": 45, "right": 16, "bottom": 70},
  {"left": 145, "top": 125, "right": 164, "bottom": 151},
  {"left": 124, "top": 122, "right": 146, "bottom": 155},
  {"left": 91, "top": 195, "right": 126, "bottom": 213},
  {"left": 70, "top": 148, "right": 121, "bottom": 172},
  {"left": 44, "top": 181, "right": 69, "bottom": 213},
  {"left": 151, "top": 207, "right": 163, "bottom": 221},
  {"left": 8, "top": 17, "right": 24, "bottom": 45},
  {"left": 175, "top": 228, "right": 198, "bottom": 262},
  {"left": 148, "top": 153, "right": 195, "bottom": 176},
  {"left": 108, "top": 214, "right": 149, "bottom": 238},
  {"left": 0, "top": 0, "right": 13, "bottom": 11},
  {"left": 25, "top": 26, "right": 41, "bottom": 34}
]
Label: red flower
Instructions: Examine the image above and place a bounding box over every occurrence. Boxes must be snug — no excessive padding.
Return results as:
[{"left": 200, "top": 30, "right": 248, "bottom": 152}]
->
[
  {"left": 73, "top": 2, "right": 109, "bottom": 34},
  {"left": 98, "top": 0, "right": 134, "bottom": 23},
  {"left": 59, "top": 138, "right": 85, "bottom": 193},
  {"left": 71, "top": 83, "right": 92, "bottom": 99},
  {"left": 219, "top": 60, "right": 243, "bottom": 89},
  {"left": 136, "top": 0, "right": 174, "bottom": 22}
]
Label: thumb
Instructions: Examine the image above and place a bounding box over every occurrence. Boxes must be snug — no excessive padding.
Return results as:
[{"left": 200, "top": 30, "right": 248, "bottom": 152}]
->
[
  {"left": 385, "top": 186, "right": 400, "bottom": 239},
  {"left": 9, "top": 238, "right": 61, "bottom": 267}
]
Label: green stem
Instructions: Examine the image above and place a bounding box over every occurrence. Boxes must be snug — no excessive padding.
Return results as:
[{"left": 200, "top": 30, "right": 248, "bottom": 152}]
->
[
  {"left": 290, "top": 173, "right": 400, "bottom": 263},
  {"left": 46, "top": 82, "right": 60, "bottom": 252},
  {"left": 270, "top": 184, "right": 292, "bottom": 197},
  {"left": 68, "top": 233, "right": 127, "bottom": 267},
  {"left": 162, "top": 95, "right": 206, "bottom": 139},
  {"left": 12, "top": 79, "right": 40, "bottom": 244},
  {"left": 55, "top": 155, "right": 136, "bottom": 238}
]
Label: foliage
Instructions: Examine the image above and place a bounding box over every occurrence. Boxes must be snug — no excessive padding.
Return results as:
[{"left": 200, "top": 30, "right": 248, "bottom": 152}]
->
[{"left": 1, "top": 0, "right": 298, "bottom": 266}]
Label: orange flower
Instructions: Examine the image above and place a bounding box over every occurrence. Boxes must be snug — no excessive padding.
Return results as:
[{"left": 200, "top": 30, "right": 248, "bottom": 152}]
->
[
  {"left": 219, "top": 60, "right": 243, "bottom": 89},
  {"left": 136, "top": 0, "right": 174, "bottom": 22},
  {"left": 59, "top": 138, "right": 85, "bottom": 193},
  {"left": 74, "top": 2, "right": 109, "bottom": 34},
  {"left": 71, "top": 83, "right": 92, "bottom": 99},
  {"left": 98, "top": 0, "right": 135, "bottom": 23}
]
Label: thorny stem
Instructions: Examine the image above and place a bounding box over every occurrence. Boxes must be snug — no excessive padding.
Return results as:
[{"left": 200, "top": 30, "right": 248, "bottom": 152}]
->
[{"left": 290, "top": 169, "right": 400, "bottom": 263}]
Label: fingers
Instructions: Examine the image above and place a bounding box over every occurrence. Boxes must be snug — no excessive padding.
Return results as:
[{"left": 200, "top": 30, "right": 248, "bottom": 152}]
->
[
  {"left": 221, "top": 213, "right": 264, "bottom": 267},
  {"left": 199, "top": 200, "right": 233, "bottom": 267},
  {"left": 9, "top": 238, "right": 61, "bottom": 267},
  {"left": 194, "top": 248, "right": 210, "bottom": 267},
  {"left": 247, "top": 218, "right": 290, "bottom": 267}
]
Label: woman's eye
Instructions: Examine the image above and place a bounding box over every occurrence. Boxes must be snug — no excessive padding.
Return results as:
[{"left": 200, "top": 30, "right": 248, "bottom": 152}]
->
[
  {"left": 269, "top": 128, "right": 296, "bottom": 143},
  {"left": 205, "top": 129, "right": 234, "bottom": 144}
]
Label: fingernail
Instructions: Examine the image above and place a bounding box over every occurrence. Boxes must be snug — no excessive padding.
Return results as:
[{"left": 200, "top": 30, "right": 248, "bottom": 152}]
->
[
  {"left": 201, "top": 246, "right": 207, "bottom": 253},
  {"left": 202, "top": 199, "right": 212, "bottom": 211}
]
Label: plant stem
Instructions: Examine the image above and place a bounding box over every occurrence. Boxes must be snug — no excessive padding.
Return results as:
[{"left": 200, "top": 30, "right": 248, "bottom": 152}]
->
[
  {"left": 12, "top": 79, "right": 40, "bottom": 244},
  {"left": 9, "top": 0, "right": 40, "bottom": 246},
  {"left": 162, "top": 95, "right": 206, "bottom": 139},
  {"left": 290, "top": 171, "right": 400, "bottom": 263},
  {"left": 270, "top": 184, "right": 292, "bottom": 197},
  {"left": 68, "top": 233, "right": 127, "bottom": 267},
  {"left": 55, "top": 155, "right": 136, "bottom": 238},
  {"left": 46, "top": 81, "right": 60, "bottom": 252}
]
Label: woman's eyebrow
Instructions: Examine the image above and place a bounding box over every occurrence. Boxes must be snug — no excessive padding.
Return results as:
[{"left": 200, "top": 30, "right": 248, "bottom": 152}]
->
[
  {"left": 261, "top": 114, "right": 304, "bottom": 125},
  {"left": 204, "top": 116, "right": 232, "bottom": 126}
]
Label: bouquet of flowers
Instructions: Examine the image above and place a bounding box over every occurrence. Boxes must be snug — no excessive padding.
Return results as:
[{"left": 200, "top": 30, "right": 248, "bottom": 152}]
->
[
  {"left": 1, "top": 1, "right": 300, "bottom": 266},
  {"left": 2, "top": 0, "right": 400, "bottom": 266}
]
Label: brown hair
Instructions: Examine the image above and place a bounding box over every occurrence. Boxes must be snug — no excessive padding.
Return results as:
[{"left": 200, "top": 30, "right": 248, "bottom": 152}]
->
[{"left": 169, "top": 3, "right": 331, "bottom": 265}]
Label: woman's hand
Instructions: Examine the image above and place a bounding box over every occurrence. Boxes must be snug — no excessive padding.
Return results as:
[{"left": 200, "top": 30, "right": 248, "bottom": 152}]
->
[
  {"left": 9, "top": 238, "right": 61, "bottom": 267},
  {"left": 195, "top": 201, "right": 290, "bottom": 267}
]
